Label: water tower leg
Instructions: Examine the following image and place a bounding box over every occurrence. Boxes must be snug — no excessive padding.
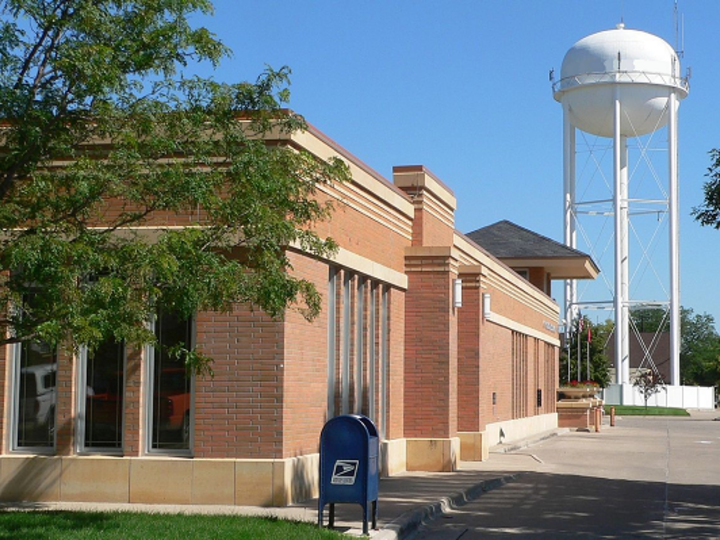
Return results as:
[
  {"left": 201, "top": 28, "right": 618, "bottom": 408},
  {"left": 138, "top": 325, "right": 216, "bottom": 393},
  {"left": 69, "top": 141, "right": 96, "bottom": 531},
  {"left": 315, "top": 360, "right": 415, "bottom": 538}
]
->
[
  {"left": 563, "top": 103, "right": 577, "bottom": 349},
  {"left": 613, "top": 94, "right": 631, "bottom": 387},
  {"left": 620, "top": 133, "right": 630, "bottom": 385},
  {"left": 668, "top": 91, "right": 681, "bottom": 386}
]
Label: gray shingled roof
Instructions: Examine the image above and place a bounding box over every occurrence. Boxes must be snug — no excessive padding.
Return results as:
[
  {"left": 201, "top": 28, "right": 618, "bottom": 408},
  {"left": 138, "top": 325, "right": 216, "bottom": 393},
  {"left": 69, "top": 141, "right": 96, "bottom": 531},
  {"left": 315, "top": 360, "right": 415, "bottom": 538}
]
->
[{"left": 465, "top": 220, "right": 591, "bottom": 259}]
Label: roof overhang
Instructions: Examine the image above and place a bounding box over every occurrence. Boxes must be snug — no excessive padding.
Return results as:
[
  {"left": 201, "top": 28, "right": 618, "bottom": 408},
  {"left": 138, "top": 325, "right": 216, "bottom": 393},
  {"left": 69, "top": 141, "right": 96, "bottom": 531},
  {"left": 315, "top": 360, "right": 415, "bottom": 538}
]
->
[{"left": 500, "top": 256, "right": 600, "bottom": 280}]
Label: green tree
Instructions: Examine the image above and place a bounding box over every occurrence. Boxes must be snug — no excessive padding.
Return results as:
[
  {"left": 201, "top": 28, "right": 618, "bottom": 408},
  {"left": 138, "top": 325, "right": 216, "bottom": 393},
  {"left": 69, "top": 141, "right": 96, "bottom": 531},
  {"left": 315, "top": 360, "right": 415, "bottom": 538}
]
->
[
  {"left": 560, "top": 315, "right": 611, "bottom": 387},
  {"left": 633, "top": 370, "right": 665, "bottom": 412},
  {"left": 0, "top": 1, "right": 349, "bottom": 373},
  {"left": 630, "top": 307, "right": 669, "bottom": 333},
  {"left": 679, "top": 309, "right": 720, "bottom": 387},
  {"left": 692, "top": 148, "right": 720, "bottom": 229}
]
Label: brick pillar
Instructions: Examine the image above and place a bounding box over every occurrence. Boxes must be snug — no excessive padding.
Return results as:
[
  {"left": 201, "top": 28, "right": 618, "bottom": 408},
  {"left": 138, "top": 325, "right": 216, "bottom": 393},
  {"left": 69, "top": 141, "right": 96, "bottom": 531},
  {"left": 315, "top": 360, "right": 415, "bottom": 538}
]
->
[
  {"left": 403, "top": 250, "right": 459, "bottom": 439},
  {"left": 0, "top": 345, "right": 7, "bottom": 453},
  {"left": 457, "top": 272, "right": 481, "bottom": 433},
  {"left": 55, "top": 351, "right": 75, "bottom": 455},
  {"left": 395, "top": 165, "right": 460, "bottom": 471},
  {"left": 123, "top": 347, "right": 143, "bottom": 456},
  {"left": 393, "top": 166, "right": 456, "bottom": 248}
]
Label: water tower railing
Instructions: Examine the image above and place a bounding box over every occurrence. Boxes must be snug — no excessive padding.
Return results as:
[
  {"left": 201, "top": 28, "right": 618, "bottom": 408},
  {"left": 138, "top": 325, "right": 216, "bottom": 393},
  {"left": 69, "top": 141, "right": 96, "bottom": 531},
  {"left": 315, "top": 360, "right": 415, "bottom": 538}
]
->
[{"left": 553, "top": 71, "right": 690, "bottom": 95}]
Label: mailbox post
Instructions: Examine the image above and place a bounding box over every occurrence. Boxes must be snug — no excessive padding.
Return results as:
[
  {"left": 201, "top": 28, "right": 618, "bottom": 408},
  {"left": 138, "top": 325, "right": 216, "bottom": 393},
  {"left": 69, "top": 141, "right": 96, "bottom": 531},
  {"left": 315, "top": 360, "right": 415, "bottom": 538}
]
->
[{"left": 318, "top": 414, "right": 379, "bottom": 535}]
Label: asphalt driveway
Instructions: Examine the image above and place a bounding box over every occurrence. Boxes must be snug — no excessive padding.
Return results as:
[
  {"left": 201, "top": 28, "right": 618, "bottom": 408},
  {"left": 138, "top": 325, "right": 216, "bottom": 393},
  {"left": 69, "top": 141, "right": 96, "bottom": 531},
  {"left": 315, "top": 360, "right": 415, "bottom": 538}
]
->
[{"left": 414, "top": 410, "right": 720, "bottom": 539}]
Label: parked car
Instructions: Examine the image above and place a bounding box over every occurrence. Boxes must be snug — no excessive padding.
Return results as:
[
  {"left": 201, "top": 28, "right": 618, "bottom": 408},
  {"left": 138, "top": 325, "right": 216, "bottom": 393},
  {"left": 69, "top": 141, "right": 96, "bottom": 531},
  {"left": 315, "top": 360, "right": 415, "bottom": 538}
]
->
[{"left": 18, "top": 362, "right": 57, "bottom": 440}]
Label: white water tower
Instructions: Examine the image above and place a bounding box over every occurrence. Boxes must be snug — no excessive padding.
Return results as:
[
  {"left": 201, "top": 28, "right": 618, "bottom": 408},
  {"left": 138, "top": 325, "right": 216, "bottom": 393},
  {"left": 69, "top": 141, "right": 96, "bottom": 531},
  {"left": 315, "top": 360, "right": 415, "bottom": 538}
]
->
[{"left": 553, "top": 24, "right": 688, "bottom": 387}]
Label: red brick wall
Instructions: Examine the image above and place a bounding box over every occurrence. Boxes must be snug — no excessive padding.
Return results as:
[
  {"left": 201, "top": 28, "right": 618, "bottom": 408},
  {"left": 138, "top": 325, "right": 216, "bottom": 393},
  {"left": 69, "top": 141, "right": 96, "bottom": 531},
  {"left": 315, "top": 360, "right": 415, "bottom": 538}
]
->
[
  {"left": 477, "top": 278, "right": 560, "bottom": 430},
  {"left": 193, "top": 309, "right": 284, "bottom": 459},
  {"left": 312, "top": 189, "right": 410, "bottom": 275},
  {"left": 479, "top": 320, "right": 512, "bottom": 430},
  {"left": 411, "top": 204, "right": 454, "bottom": 247},
  {"left": 282, "top": 251, "right": 330, "bottom": 457},
  {"left": 528, "top": 268, "right": 547, "bottom": 294}
]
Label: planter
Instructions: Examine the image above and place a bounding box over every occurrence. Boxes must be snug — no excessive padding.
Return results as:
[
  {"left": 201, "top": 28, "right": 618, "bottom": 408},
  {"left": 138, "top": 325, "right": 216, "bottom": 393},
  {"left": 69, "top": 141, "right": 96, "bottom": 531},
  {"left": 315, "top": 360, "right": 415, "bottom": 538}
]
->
[{"left": 558, "top": 387, "right": 599, "bottom": 400}]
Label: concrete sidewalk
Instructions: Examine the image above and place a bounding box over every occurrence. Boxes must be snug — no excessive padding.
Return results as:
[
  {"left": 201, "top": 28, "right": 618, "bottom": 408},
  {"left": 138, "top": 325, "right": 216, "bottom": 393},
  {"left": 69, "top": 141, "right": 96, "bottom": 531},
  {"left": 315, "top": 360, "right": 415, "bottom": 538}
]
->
[{"left": 0, "top": 429, "right": 564, "bottom": 539}]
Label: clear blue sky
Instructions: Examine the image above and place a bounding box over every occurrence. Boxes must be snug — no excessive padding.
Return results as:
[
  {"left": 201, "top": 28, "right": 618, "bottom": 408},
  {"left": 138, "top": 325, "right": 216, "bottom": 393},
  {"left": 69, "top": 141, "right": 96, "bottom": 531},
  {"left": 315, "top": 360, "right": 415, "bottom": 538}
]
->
[{"left": 192, "top": 1, "right": 720, "bottom": 328}]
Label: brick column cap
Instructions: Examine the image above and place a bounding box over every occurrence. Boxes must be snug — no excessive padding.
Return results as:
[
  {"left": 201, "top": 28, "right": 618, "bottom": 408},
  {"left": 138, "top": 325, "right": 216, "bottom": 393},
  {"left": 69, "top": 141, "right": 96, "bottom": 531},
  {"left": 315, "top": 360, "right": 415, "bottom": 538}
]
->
[{"left": 393, "top": 165, "right": 457, "bottom": 212}]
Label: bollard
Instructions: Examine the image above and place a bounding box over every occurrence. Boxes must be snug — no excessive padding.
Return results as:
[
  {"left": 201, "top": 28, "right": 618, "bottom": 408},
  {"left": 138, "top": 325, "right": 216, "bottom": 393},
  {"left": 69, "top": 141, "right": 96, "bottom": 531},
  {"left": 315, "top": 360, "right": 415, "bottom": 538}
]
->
[
  {"left": 610, "top": 406, "right": 616, "bottom": 427},
  {"left": 594, "top": 408, "right": 600, "bottom": 432}
]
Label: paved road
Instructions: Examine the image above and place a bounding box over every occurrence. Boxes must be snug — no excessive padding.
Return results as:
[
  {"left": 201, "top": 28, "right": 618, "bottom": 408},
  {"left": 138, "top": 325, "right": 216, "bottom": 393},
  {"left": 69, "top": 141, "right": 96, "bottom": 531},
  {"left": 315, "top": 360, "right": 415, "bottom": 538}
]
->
[{"left": 413, "top": 411, "right": 720, "bottom": 539}]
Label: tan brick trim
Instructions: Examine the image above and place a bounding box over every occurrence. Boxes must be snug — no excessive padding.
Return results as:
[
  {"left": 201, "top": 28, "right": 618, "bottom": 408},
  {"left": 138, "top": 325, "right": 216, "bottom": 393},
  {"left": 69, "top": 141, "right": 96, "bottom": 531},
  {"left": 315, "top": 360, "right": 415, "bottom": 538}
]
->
[
  {"left": 291, "top": 244, "right": 407, "bottom": 290},
  {"left": 405, "top": 246, "right": 460, "bottom": 274},
  {"left": 485, "top": 311, "right": 560, "bottom": 346},
  {"left": 410, "top": 192, "right": 455, "bottom": 230},
  {"left": 291, "top": 129, "right": 414, "bottom": 219},
  {"left": 317, "top": 180, "right": 413, "bottom": 241}
]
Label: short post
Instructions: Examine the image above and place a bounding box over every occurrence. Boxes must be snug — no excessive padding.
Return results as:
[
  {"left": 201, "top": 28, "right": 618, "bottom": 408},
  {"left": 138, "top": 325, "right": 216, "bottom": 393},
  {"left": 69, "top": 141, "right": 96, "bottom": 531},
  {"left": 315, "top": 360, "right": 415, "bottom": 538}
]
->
[
  {"left": 610, "top": 406, "right": 616, "bottom": 427},
  {"left": 594, "top": 408, "right": 600, "bottom": 432}
]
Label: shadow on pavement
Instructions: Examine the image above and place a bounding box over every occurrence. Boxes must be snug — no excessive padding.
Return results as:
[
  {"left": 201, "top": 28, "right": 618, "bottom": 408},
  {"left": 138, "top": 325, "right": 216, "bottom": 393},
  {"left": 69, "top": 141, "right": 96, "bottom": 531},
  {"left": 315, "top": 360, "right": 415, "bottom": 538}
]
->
[{"left": 416, "top": 471, "right": 720, "bottom": 539}]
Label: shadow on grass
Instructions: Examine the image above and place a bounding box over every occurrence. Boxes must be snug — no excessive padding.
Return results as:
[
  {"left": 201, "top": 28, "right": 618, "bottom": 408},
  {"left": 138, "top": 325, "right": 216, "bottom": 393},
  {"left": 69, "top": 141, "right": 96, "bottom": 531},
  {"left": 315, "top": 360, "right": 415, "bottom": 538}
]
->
[{"left": 0, "top": 510, "right": 118, "bottom": 539}]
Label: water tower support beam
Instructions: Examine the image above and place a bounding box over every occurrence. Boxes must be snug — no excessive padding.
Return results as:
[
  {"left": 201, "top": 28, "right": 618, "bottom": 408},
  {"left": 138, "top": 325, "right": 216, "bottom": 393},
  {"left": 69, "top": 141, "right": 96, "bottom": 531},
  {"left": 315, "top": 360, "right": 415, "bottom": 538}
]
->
[
  {"left": 563, "top": 102, "right": 577, "bottom": 330},
  {"left": 613, "top": 93, "right": 631, "bottom": 386},
  {"left": 668, "top": 91, "right": 681, "bottom": 386}
]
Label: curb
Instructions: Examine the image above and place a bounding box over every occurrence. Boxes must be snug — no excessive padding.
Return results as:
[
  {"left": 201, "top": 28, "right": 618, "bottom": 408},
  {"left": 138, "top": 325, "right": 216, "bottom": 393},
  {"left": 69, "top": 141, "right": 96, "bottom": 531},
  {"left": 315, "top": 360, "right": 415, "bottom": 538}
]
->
[
  {"left": 373, "top": 474, "right": 517, "bottom": 540},
  {"left": 489, "top": 428, "right": 569, "bottom": 454}
]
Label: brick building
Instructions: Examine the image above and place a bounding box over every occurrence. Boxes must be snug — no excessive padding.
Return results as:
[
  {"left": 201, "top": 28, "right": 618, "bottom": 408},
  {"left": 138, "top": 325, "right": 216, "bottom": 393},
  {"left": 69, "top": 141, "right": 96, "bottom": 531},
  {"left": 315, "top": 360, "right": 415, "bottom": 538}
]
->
[{"left": 0, "top": 119, "right": 595, "bottom": 506}]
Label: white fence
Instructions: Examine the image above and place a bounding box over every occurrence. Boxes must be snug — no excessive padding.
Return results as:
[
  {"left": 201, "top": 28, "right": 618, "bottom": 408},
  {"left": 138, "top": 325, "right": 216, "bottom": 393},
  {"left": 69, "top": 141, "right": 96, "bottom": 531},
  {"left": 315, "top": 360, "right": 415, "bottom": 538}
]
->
[{"left": 602, "top": 384, "right": 716, "bottom": 410}]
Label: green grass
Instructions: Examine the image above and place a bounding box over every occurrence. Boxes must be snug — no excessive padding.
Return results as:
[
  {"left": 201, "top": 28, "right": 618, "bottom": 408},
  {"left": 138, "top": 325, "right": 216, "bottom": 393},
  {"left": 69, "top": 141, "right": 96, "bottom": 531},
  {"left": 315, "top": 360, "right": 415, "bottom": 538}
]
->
[
  {"left": 0, "top": 511, "right": 349, "bottom": 540},
  {"left": 604, "top": 405, "right": 690, "bottom": 416}
]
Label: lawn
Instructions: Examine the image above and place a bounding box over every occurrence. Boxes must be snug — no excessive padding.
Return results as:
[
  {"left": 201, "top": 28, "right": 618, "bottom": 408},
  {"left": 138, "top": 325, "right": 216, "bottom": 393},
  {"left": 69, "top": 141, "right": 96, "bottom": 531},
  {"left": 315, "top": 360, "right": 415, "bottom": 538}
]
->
[
  {"left": 0, "top": 511, "right": 348, "bottom": 540},
  {"left": 604, "top": 405, "right": 690, "bottom": 416}
]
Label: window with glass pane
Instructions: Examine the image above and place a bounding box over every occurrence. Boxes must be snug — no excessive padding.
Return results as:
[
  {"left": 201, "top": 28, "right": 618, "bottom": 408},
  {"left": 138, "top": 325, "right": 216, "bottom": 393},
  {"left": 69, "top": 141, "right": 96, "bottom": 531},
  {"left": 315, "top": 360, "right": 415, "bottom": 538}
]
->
[
  {"left": 83, "top": 340, "right": 124, "bottom": 450},
  {"left": 16, "top": 340, "right": 57, "bottom": 449},
  {"left": 151, "top": 312, "right": 193, "bottom": 451}
]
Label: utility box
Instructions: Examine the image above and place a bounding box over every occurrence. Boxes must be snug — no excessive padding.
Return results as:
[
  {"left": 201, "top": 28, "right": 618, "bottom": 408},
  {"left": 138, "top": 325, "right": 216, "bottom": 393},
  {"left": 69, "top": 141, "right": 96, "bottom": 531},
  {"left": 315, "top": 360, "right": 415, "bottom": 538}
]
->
[{"left": 318, "top": 414, "right": 379, "bottom": 535}]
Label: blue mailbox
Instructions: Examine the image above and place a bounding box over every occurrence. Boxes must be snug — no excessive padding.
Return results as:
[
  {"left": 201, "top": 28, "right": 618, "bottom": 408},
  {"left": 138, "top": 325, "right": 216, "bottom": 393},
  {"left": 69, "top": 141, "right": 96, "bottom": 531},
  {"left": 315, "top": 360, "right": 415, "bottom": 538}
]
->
[{"left": 318, "top": 414, "right": 379, "bottom": 535}]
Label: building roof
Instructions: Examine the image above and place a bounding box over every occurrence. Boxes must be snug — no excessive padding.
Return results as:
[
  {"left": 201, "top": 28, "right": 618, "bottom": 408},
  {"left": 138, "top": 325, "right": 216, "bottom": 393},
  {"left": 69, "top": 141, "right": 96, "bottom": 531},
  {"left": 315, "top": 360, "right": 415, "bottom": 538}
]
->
[{"left": 465, "top": 220, "right": 600, "bottom": 280}]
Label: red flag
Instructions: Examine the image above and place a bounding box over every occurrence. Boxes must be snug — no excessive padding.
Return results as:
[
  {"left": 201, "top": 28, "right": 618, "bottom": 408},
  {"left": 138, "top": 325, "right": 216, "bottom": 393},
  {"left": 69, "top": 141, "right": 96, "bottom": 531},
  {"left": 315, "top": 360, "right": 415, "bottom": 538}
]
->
[{"left": 588, "top": 325, "right": 592, "bottom": 343}]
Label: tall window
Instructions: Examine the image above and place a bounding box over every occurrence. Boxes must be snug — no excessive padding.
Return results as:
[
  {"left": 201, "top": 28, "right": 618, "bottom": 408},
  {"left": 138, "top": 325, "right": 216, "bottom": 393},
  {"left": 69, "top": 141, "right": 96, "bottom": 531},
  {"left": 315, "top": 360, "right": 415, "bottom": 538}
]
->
[
  {"left": 512, "top": 331, "right": 529, "bottom": 419},
  {"left": 327, "top": 268, "right": 338, "bottom": 418},
  {"left": 327, "top": 267, "right": 390, "bottom": 437},
  {"left": 78, "top": 339, "right": 125, "bottom": 452},
  {"left": 14, "top": 340, "right": 57, "bottom": 450},
  {"left": 148, "top": 312, "right": 193, "bottom": 453},
  {"left": 380, "top": 284, "right": 389, "bottom": 439},
  {"left": 354, "top": 277, "right": 365, "bottom": 414}
]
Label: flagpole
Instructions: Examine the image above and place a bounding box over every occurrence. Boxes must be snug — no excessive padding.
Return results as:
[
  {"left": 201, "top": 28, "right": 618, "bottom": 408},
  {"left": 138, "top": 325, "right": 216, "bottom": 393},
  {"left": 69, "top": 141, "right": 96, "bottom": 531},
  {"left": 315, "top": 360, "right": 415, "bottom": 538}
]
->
[
  {"left": 566, "top": 339, "right": 571, "bottom": 383},
  {"left": 586, "top": 341, "right": 590, "bottom": 381},
  {"left": 577, "top": 319, "right": 581, "bottom": 381},
  {"left": 587, "top": 324, "right": 592, "bottom": 382}
]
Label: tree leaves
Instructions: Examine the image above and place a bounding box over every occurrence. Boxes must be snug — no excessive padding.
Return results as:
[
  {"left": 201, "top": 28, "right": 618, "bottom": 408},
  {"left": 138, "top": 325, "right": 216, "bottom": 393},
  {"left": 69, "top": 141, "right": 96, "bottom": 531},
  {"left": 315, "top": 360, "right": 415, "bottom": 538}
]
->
[
  {"left": 693, "top": 148, "right": 720, "bottom": 229},
  {"left": 0, "top": 1, "right": 350, "bottom": 373}
]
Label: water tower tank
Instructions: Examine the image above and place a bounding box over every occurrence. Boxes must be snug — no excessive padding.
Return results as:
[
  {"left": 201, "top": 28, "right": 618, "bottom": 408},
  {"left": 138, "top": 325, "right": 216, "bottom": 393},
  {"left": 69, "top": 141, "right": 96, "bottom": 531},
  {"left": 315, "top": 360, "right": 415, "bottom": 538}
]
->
[{"left": 553, "top": 24, "right": 688, "bottom": 138}]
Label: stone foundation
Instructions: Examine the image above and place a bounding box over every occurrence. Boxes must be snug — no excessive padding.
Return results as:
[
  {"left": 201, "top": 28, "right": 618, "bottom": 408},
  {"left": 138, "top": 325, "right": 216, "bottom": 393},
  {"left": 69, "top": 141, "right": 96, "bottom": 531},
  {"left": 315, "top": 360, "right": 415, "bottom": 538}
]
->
[
  {"left": 406, "top": 438, "right": 459, "bottom": 472},
  {"left": 0, "top": 454, "right": 320, "bottom": 507}
]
